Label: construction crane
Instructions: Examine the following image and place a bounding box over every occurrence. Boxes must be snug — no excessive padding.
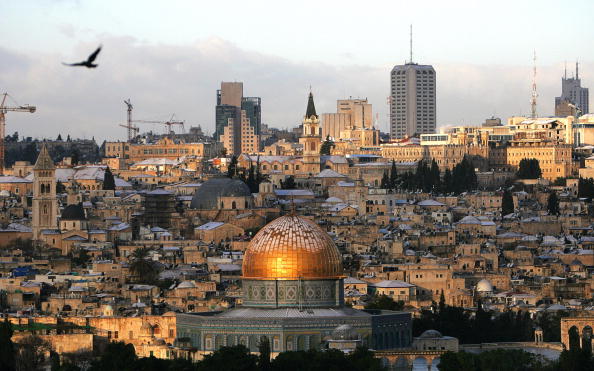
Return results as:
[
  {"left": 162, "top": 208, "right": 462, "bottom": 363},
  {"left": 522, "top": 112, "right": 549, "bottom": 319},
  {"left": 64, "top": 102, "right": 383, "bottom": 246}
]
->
[
  {"left": 0, "top": 93, "right": 36, "bottom": 175},
  {"left": 119, "top": 100, "right": 184, "bottom": 141},
  {"left": 135, "top": 117, "right": 185, "bottom": 136},
  {"left": 119, "top": 99, "right": 139, "bottom": 142}
]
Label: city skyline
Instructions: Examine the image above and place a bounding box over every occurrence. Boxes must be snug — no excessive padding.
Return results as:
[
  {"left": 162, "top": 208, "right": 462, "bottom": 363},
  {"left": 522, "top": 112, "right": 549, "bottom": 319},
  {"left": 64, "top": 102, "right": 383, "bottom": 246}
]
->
[{"left": 1, "top": 1, "right": 594, "bottom": 142}]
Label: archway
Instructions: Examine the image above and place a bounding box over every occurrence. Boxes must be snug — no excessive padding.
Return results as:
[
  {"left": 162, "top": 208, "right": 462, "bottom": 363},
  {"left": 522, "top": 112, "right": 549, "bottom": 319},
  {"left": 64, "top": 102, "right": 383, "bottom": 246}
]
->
[
  {"left": 394, "top": 357, "right": 408, "bottom": 371},
  {"left": 413, "top": 356, "right": 428, "bottom": 370}
]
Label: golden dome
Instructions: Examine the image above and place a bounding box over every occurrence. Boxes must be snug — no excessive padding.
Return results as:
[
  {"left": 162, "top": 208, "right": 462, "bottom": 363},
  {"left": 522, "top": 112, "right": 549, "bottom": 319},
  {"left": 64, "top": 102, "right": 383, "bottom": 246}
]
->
[{"left": 242, "top": 215, "right": 343, "bottom": 280}]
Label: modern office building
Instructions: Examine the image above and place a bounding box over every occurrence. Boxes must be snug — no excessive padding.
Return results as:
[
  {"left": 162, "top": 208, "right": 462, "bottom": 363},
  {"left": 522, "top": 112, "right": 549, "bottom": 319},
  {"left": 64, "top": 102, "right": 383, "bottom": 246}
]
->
[
  {"left": 321, "top": 98, "right": 373, "bottom": 140},
  {"left": 555, "top": 63, "right": 589, "bottom": 116},
  {"left": 390, "top": 63, "right": 436, "bottom": 139},
  {"left": 215, "top": 82, "right": 261, "bottom": 155}
]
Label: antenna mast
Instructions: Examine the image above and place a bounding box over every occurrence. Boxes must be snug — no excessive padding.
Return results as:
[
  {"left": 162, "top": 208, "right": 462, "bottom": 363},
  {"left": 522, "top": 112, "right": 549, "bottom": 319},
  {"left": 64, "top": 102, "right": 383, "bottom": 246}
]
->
[
  {"left": 409, "top": 24, "right": 413, "bottom": 64},
  {"left": 530, "top": 50, "right": 538, "bottom": 119}
]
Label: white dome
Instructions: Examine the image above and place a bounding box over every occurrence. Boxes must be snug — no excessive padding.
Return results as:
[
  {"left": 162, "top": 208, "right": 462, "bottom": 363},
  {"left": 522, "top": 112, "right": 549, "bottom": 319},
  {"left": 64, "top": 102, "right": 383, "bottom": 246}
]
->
[
  {"left": 177, "top": 280, "right": 196, "bottom": 289},
  {"left": 476, "top": 279, "right": 494, "bottom": 292},
  {"left": 419, "top": 329, "right": 443, "bottom": 338}
]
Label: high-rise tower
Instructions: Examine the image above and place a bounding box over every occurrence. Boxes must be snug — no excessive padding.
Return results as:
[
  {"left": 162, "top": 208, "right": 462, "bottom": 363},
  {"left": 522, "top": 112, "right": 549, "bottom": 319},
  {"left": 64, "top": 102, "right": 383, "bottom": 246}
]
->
[
  {"left": 390, "top": 26, "right": 436, "bottom": 139},
  {"left": 299, "top": 92, "right": 321, "bottom": 175},
  {"left": 215, "top": 82, "right": 261, "bottom": 155},
  {"left": 555, "top": 62, "right": 589, "bottom": 116},
  {"left": 32, "top": 144, "right": 58, "bottom": 239}
]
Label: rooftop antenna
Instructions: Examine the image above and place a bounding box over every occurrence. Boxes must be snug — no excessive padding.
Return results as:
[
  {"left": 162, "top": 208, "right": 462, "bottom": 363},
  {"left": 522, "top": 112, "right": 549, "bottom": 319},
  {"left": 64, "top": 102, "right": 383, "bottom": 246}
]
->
[
  {"left": 564, "top": 61, "right": 567, "bottom": 79},
  {"left": 530, "top": 50, "right": 538, "bottom": 119},
  {"left": 576, "top": 61, "right": 579, "bottom": 80},
  {"left": 409, "top": 24, "right": 413, "bottom": 64}
]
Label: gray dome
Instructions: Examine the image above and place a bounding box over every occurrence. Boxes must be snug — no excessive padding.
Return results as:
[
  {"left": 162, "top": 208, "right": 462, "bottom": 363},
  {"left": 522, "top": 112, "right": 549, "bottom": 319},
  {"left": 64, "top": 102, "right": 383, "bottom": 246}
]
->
[
  {"left": 332, "top": 324, "right": 359, "bottom": 340},
  {"left": 419, "top": 329, "right": 443, "bottom": 338},
  {"left": 61, "top": 203, "right": 86, "bottom": 221},
  {"left": 190, "top": 177, "right": 252, "bottom": 209}
]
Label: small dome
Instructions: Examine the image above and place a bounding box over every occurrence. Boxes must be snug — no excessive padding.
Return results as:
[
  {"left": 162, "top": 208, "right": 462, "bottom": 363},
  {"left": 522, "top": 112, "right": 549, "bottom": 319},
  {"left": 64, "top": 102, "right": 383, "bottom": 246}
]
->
[
  {"left": 476, "top": 279, "right": 494, "bottom": 292},
  {"left": 177, "top": 280, "right": 196, "bottom": 289},
  {"left": 190, "top": 177, "right": 252, "bottom": 209},
  {"left": 332, "top": 324, "right": 359, "bottom": 340},
  {"left": 61, "top": 203, "right": 86, "bottom": 221},
  {"left": 419, "top": 329, "right": 443, "bottom": 338}
]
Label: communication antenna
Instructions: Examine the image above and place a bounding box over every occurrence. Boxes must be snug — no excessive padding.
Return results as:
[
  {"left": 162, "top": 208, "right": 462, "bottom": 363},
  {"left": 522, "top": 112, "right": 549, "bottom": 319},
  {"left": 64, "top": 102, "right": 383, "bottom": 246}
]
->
[
  {"left": 409, "top": 24, "right": 413, "bottom": 64},
  {"left": 530, "top": 50, "right": 538, "bottom": 119}
]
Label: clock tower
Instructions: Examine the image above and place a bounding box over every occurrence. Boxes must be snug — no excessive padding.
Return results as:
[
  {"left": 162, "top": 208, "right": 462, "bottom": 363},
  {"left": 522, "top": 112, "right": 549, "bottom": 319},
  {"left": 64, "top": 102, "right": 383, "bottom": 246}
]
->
[
  {"left": 299, "top": 92, "right": 321, "bottom": 175},
  {"left": 32, "top": 144, "right": 58, "bottom": 239}
]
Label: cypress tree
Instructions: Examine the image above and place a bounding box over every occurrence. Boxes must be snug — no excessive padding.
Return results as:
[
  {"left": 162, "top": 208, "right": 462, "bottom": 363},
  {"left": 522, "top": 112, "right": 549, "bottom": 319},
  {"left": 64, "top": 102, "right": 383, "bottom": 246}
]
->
[
  {"left": 389, "top": 160, "right": 398, "bottom": 190},
  {"left": 547, "top": 192, "right": 560, "bottom": 215},
  {"left": 103, "top": 167, "right": 116, "bottom": 190},
  {"left": 380, "top": 171, "right": 390, "bottom": 189},
  {"left": 501, "top": 189, "right": 514, "bottom": 216}
]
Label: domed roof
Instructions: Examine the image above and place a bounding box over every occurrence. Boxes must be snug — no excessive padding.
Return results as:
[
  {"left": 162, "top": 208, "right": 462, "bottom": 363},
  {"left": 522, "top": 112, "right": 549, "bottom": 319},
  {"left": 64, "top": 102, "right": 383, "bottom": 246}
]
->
[
  {"left": 177, "top": 280, "right": 196, "bottom": 289},
  {"left": 190, "top": 177, "right": 252, "bottom": 209},
  {"left": 61, "top": 203, "right": 86, "bottom": 221},
  {"left": 419, "top": 329, "right": 443, "bottom": 338},
  {"left": 332, "top": 324, "right": 359, "bottom": 340},
  {"left": 476, "top": 279, "right": 494, "bottom": 292},
  {"left": 242, "top": 215, "right": 343, "bottom": 280}
]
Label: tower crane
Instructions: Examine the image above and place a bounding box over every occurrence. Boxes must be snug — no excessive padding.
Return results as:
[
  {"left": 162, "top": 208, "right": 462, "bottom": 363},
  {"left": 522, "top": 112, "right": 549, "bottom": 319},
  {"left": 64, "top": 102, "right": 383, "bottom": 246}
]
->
[
  {"left": 119, "top": 99, "right": 139, "bottom": 142},
  {"left": 0, "top": 93, "right": 36, "bottom": 175},
  {"left": 119, "top": 100, "right": 185, "bottom": 141}
]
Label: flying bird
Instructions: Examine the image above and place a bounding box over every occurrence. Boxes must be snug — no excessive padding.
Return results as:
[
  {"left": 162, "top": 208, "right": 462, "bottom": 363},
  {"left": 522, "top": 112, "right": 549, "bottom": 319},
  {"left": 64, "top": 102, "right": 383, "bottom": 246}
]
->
[{"left": 62, "top": 45, "right": 102, "bottom": 68}]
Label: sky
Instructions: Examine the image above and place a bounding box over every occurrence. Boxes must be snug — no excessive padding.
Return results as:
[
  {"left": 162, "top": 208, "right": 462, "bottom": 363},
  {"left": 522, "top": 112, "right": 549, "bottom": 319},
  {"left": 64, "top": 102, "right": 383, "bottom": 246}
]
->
[{"left": 1, "top": 0, "right": 594, "bottom": 142}]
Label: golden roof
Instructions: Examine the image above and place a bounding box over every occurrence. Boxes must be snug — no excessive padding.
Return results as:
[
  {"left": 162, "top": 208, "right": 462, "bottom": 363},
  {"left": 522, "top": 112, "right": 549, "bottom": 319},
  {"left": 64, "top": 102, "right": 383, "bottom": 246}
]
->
[{"left": 242, "top": 215, "right": 343, "bottom": 280}]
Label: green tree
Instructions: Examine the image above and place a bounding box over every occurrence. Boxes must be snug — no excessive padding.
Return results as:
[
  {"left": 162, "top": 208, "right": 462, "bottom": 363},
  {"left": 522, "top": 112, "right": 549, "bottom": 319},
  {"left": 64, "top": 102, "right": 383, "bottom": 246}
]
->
[
  {"left": 281, "top": 176, "right": 296, "bottom": 190},
  {"left": 380, "top": 171, "right": 390, "bottom": 189},
  {"left": 501, "top": 189, "right": 514, "bottom": 216},
  {"left": 320, "top": 135, "right": 335, "bottom": 155},
  {"left": 0, "top": 318, "right": 16, "bottom": 371},
  {"left": 442, "top": 168, "right": 453, "bottom": 194},
  {"left": 389, "top": 160, "right": 398, "bottom": 190},
  {"left": 365, "top": 295, "right": 404, "bottom": 311},
  {"left": 129, "top": 248, "right": 158, "bottom": 284},
  {"left": 258, "top": 336, "right": 271, "bottom": 371},
  {"left": 197, "top": 345, "right": 258, "bottom": 371},
  {"left": 578, "top": 178, "right": 594, "bottom": 200},
  {"left": 227, "top": 155, "right": 238, "bottom": 178},
  {"left": 15, "top": 335, "right": 51, "bottom": 371},
  {"left": 517, "top": 158, "right": 542, "bottom": 179},
  {"left": 89, "top": 341, "right": 137, "bottom": 371},
  {"left": 547, "top": 192, "right": 560, "bottom": 215},
  {"left": 103, "top": 167, "right": 116, "bottom": 190},
  {"left": 430, "top": 159, "right": 441, "bottom": 193}
]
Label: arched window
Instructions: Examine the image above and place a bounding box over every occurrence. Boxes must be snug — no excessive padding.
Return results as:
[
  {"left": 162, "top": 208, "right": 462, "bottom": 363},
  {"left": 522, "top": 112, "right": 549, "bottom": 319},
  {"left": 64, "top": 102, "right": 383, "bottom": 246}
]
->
[{"left": 231, "top": 201, "right": 236, "bottom": 209}]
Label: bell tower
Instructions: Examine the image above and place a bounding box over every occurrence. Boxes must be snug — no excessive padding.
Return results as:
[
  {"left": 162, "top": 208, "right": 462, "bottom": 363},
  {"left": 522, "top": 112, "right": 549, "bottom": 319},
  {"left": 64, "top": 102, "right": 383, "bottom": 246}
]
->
[
  {"left": 299, "top": 91, "right": 321, "bottom": 175},
  {"left": 32, "top": 144, "right": 58, "bottom": 239}
]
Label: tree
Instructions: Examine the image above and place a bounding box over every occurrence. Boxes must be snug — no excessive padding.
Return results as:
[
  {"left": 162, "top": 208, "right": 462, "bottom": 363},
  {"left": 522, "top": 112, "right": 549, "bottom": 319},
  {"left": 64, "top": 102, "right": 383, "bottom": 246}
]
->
[
  {"left": 364, "top": 295, "right": 404, "bottom": 311},
  {"left": 0, "top": 318, "right": 16, "bottom": 371},
  {"left": 129, "top": 248, "right": 158, "bottom": 283},
  {"left": 197, "top": 345, "right": 258, "bottom": 371},
  {"left": 281, "top": 176, "right": 296, "bottom": 190},
  {"left": 15, "top": 335, "right": 51, "bottom": 371},
  {"left": 578, "top": 178, "right": 594, "bottom": 200},
  {"left": 517, "top": 158, "right": 542, "bottom": 179},
  {"left": 89, "top": 342, "right": 137, "bottom": 371},
  {"left": 389, "top": 160, "right": 398, "bottom": 190},
  {"left": 227, "top": 155, "right": 238, "bottom": 178},
  {"left": 547, "top": 192, "right": 560, "bottom": 215},
  {"left": 380, "top": 171, "right": 390, "bottom": 189},
  {"left": 320, "top": 135, "right": 335, "bottom": 155},
  {"left": 430, "top": 159, "right": 441, "bottom": 193},
  {"left": 56, "top": 134, "right": 63, "bottom": 141},
  {"left": 442, "top": 169, "right": 453, "bottom": 194},
  {"left": 258, "top": 336, "right": 271, "bottom": 371},
  {"left": 501, "top": 189, "right": 514, "bottom": 216},
  {"left": 103, "top": 167, "right": 116, "bottom": 190}
]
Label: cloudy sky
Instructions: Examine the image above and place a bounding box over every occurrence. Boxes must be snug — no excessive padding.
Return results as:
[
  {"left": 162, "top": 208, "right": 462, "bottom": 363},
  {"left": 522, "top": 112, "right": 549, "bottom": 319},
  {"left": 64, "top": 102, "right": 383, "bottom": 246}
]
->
[{"left": 2, "top": 0, "right": 594, "bottom": 142}]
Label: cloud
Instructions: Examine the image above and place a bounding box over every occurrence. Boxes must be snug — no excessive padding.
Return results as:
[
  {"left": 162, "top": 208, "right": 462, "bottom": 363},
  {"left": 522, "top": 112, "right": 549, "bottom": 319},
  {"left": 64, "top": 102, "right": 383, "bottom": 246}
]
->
[{"left": 0, "top": 36, "right": 587, "bottom": 143}]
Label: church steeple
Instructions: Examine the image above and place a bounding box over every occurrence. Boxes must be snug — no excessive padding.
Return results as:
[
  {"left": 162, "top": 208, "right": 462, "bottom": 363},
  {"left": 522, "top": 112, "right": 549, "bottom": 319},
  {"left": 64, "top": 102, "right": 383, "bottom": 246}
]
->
[
  {"left": 34, "top": 144, "right": 55, "bottom": 170},
  {"left": 305, "top": 91, "right": 317, "bottom": 119},
  {"left": 299, "top": 91, "right": 321, "bottom": 175}
]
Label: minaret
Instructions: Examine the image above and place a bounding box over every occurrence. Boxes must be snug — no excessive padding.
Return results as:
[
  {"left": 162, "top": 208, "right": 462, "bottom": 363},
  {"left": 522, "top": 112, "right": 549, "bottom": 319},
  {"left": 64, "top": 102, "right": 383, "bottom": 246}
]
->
[
  {"left": 299, "top": 91, "right": 321, "bottom": 175},
  {"left": 32, "top": 144, "right": 58, "bottom": 239}
]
